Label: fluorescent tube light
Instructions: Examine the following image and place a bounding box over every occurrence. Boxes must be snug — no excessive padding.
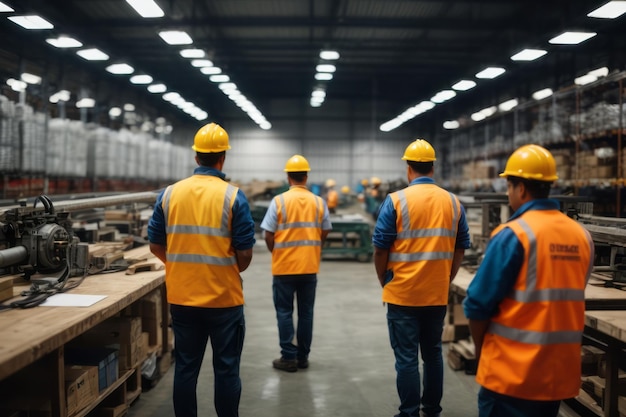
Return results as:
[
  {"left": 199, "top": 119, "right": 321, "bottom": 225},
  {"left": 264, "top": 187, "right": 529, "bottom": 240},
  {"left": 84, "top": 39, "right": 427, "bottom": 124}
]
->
[
  {"left": 46, "top": 36, "right": 82, "bottom": 48},
  {"left": 549, "top": 31, "right": 597, "bottom": 45},
  {"left": 315, "top": 73, "right": 333, "bottom": 81},
  {"left": 125, "top": 0, "right": 164, "bottom": 18},
  {"left": 77, "top": 48, "right": 109, "bottom": 61},
  {"left": 499, "top": 99, "right": 519, "bottom": 112},
  {"left": 218, "top": 83, "right": 237, "bottom": 92},
  {"left": 588, "top": 1, "right": 626, "bottom": 18},
  {"left": 0, "top": 2, "right": 14, "bottom": 12},
  {"left": 21, "top": 73, "right": 42, "bottom": 84},
  {"left": 50, "top": 90, "right": 71, "bottom": 102},
  {"left": 106, "top": 63, "right": 134, "bottom": 74},
  {"left": 130, "top": 74, "right": 153, "bottom": 84},
  {"left": 158, "top": 30, "right": 193, "bottom": 45},
  {"left": 201, "top": 66, "right": 222, "bottom": 75},
  {"left": 180, "top": 49, "right": 205, "bottom": 58},
  {"left": 162, "top": 92, "right": 180, "bottom": 101},
  {"left": 532, "top": 88, "right": 553, "bottom": 100},
  {"left": 430, "top": 90, "right": 456, "bottom": 103},
  {"left": 475, "top": 67, "right": 505, "bottom": 79},
  {"left": 319, "top": 50, "right": 340, "bottom": 60},
  {"left": 124, "top": 103, "right": 136, "bottom": 111},
  {"left": 588, "top": 67, "right": 609, "bottom": 77},
  {"left": 511, "top": 49, "right": 547, "bottom": 61},
  {"left": 6, "top": 78, "right": 27, "bottom": 92},
  {"left": 316, "top": 64, "right": 336, "bottom": 73},
  {"left": 443, "top": 121, "right": 460, "bottom": 130},
  {"left": 147, "top": 83, "right": 167, "bottom": 93},
  {"left": 452, "top": 80, "right": 476, "bottom": 91},
  {"left": 575, "top": 74, "right": 597, "bottom": 86},
  {"left": 209, "top": 75, "right": 230, "bottom": 83},
  {"left": 480, "top": 106, "right": 497, "bottom": 118},
  {"left": 471, "top": 112, "right": 486, "bottom": 122},
  {"left": 8, "top": 15, "right": 54, "bottom": 29},
  {"left": 109, "top": 107, "right": 122, "bottom": 117},
  {"left": 191, "top": 59, "right": 213, "bottom": 68},
  {"left": 312, "top": 90, "right": 326, "bottom": 99}
]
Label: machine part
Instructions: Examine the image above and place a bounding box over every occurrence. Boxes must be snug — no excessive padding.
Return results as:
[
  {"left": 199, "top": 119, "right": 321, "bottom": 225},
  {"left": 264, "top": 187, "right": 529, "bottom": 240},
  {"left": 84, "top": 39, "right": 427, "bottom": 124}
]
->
[
  {"left": 401, "top": 139, "right": 437, "bottom": 162},
  {"left": 499, "top": 144, "right": 558, "bottom": 181},
  {"left": 284, "top": 154, "right": 311, "bottom": 172},
  {"left": 0, "top": 246, "right": 28, "bottom": 267},
  {"left": 191, "top": 122, "right": 230, "bottom": 153}
]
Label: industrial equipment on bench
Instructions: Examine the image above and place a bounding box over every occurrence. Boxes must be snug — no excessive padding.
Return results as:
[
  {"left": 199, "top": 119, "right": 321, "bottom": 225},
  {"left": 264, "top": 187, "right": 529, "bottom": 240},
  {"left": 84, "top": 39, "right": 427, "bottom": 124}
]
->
[{"left": 0, "top": 191, "right": 158, "bottom": 309}]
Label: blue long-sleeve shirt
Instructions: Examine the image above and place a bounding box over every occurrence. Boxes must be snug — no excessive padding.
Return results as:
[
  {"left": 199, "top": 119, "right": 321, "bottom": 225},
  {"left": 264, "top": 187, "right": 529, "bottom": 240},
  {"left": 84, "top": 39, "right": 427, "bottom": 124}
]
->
[
  {"left": 372, "top": 177, "right": 471, "bottom": 250},
  {"left": 462, "top": 198, "right": 560, "bottom": 321},
  {"left": 147, "top": 166, "right": 256, "bottom": 250}
]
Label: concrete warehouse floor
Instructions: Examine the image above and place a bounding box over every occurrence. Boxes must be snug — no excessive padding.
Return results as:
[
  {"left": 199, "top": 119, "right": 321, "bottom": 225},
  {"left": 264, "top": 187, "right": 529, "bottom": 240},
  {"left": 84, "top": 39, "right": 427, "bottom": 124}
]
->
[{"left": 127, "top": 230, "right": 581, "bottom": 417}]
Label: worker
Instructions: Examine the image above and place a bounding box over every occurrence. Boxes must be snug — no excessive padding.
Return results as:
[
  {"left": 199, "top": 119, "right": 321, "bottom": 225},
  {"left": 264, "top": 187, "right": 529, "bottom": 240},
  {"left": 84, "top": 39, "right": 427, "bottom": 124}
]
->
[
  {"left": 356, "top": 178, "right": 368, "bottom": 204},
  {"left": 372, "top": 139, "right": 471, "bottom": 417},
  {"left": 463, "top": 144, "right": 594, "bottom": 417},
  {"left": 365, "top": 176, "right": 384, "bottom": 219},
  {"left": 260, "top": 154, "right": 332, "bottom": 372},
  {"left": 147, "top": 122, "right": 256, "bottom": 417},
  {"left": 325, "top": 178, "right": 339, "bottom": 214}
]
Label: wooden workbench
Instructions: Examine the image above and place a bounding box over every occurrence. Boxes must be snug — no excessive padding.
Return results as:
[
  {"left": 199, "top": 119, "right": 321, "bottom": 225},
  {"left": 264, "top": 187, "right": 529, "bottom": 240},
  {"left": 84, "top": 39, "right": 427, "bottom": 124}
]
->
[
  {"left": 0, "top": 247, "right": 167, "bottom": 417},
  {"left": 583, "top": 310, "right": 626, "bottom": 417},
  {"left": 451, "top": 267, "right": 626, "bottom": 310}
]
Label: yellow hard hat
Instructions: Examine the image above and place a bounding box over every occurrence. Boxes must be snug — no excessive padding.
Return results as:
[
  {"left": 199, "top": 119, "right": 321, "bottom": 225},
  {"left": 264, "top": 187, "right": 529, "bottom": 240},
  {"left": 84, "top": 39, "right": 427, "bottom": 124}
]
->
[
  {"left": 361, "top": 179, "right": 369, "bottom": 186},
  {"left": 370, "top": 176, "right": 382, "bottom": 185},
  {"left": 402, "top": 139, "right": 436, "bottom": 162},
  {"left": 284, "top": 154, "right": 311, "bottom": 172},
  {"left": 341, "top": 185, "right": 350, "bottom": 194},
  {"left": 325, "top": 179, "right": 336, "bottom": 187},
  {"left": 192, "top": 123, "right": 230, "bottom": 153},
  {"left": 500, "top": 144, "right": 558, "bottom": 182}
]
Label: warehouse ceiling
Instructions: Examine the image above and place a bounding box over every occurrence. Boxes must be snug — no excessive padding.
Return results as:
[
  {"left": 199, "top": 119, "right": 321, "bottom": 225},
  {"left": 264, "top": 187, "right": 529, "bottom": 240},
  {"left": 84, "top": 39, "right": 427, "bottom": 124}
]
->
[{"left": 1, "top": 0, "right": 625, "bottom": 132}]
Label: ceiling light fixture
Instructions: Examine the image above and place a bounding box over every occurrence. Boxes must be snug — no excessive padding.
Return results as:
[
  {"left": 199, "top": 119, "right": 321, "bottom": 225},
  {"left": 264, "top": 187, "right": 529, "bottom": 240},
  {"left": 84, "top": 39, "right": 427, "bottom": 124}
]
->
[
  {"left": 8, "top": 15, "right": 54, "bottom": 30},
  {"left": 109, "top": 107, "right": 122, "bottom": 117},
  {"left": 510, "top": 49, "right": 548, "bottom": 61},
  {"left": 443, "top": 121, "right": 460, "bottom": 130},
  {"left": 76, "top": 98, "right": 96, "bottom": 108},
  {"left": 430, "top": 90, "right": 456, "bottom": 103},
  {"left": 130, "top": 74, "right": 153, "bottom": 84},
  {"left": 158, "top": 30, "right": 193, "bottom": 45},
  {"left": 191, "top": 59, "right": 213, "bottom": 67},
  {"left": 315, "top": 73, "right": 333, "bottom": 81},
  {"left": 200, "top": 66, "right": 222, "bottom": 75},
  {"left": 549, "top": 31, "right": 597, "bottom": 45},
  {"left": 587, "top": 1, "right": 626, "bottom": 19},
  {"left": 76, "top": 48, "right": 109, "bottom": 61},
  {"left": 106, "top": 63, "right": 134, "bottom": 75},
  {"left": 46, "top": 35, "right": 83, "bottom": 48},
  {"left": 451, "top": 80, "right": 476, "bottom": 91},
  {"left": 209, "top": 74, "right": 230, "bottom": 83},
  {"left": 532, "top": 88, "right": 553, "bottom": 100},
  {"left": 21, "top": 73, "right": 42, "bottom": 84},
  {"left": 147, "top": 83, "right": 167, "bottom": 93},
  {"left": 316, "top": 64, "right": 336, "bottom": 73},
  {"left": 180, "top": 49, "right": 205, "bottom": 58},
  {"left": 498, "top": 98, "right": 519, "bottom": 112},
  {"left": 319, "top": 50, "right": 340, "bottom": 60},
  {"left": 0, "top": 2, "right": 14, "bottom": 12},
  {"left": 475, "top": 67, "right": 506, "bottom": 79},
  {"left": 125, "top": 0, "right": 164, "bottom": 18}
]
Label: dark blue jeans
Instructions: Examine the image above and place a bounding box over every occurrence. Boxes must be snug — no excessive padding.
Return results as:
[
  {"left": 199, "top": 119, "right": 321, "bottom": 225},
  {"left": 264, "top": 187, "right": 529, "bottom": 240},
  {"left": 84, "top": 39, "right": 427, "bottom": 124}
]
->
[
  {"left": 387, "top": 304, "right": 447, "bottom": 417},
  {"left": 170, "top": 304, "right": 245, "bottom": 417},
  {"left": 478, "top": 387, "right": 561, "bottom": 417},
  {"left": 272, "top": 274, "right": 317, "bottom": 360}
]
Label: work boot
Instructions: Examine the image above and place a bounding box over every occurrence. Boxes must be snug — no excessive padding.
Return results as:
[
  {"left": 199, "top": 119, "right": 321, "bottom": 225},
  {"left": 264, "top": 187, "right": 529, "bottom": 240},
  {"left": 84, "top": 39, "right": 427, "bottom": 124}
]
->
[
  {"left": 297, "top": 358, "right": 309, "bottom": 369},
  {"left": 272, "top": 357, "right": 297, "bottom": 372}
]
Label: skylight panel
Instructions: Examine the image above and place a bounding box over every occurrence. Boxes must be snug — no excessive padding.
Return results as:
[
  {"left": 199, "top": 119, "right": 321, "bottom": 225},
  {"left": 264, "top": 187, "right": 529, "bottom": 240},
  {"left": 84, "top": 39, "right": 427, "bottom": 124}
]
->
[
  {"left": 8, "top": 15, "right": 54, "bottom": 29},
  {"left": 46, "top": 36, "right": 83, "bottom": 48},
  {"left": 0, "top": 2, "right": 15, "bottom": 12},
  {"left": 549, "top": 32, "right": 597, "bottom": 45}
]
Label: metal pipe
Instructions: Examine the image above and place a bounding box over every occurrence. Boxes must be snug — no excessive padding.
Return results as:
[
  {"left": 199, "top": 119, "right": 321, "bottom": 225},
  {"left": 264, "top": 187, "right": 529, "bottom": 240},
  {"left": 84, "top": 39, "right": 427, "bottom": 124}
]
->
[{"left": 0, "top": 246, "right": 28, "bottom": 268}]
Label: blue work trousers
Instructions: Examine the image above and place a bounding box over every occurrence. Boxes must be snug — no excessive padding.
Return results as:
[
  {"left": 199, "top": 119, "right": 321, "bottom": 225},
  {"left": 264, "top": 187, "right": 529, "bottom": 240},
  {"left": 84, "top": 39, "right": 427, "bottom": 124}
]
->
[
  {"left": 387, "top": 304, "right": 447, "bottom": 417},
  {"left": 272, "top": 274, "right": 317, "bottom": 360},
  {"left": 170, "top": 304, "right": 245, "bottom": 417}
]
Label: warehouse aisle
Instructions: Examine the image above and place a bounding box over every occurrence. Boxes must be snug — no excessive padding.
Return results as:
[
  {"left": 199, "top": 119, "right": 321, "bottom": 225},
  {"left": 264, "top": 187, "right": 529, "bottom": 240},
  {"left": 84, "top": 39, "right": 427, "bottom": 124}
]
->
[{"left": 127, "top": 241, "right": 482, "bottom": 417}]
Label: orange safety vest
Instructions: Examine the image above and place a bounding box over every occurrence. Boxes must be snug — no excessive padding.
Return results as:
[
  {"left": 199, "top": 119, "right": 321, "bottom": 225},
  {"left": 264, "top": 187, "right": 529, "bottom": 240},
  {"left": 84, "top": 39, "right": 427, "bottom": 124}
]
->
[
  {"left": 271, "top": 186, "right": 326, "bottom": 275},
  {"left": 327, "top": 189, "right": 339, "bottom": 209},
  {"left": 476, "top": 209, "right": 594, "bottom": 400},
  {"left": 383, "top": 183, "right": 461, "bottom": 306},
  {"left": 161, "top": 175, "right": 243, "bottom": 307}
]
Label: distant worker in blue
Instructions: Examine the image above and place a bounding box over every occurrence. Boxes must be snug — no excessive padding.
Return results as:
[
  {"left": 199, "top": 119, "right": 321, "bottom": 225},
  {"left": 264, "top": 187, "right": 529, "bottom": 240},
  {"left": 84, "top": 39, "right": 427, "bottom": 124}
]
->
[
  {"left": 372, "top": 139, "right": 471, "bottom": 417},
  {"left": 463, "top": 144, "right": 594, "bottom": 417},
  {"left": 148, "top": 122, "right": 256, "bottom": 417}
]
